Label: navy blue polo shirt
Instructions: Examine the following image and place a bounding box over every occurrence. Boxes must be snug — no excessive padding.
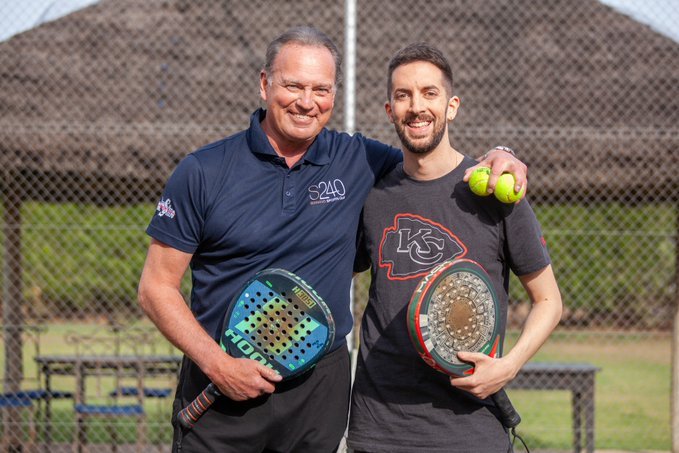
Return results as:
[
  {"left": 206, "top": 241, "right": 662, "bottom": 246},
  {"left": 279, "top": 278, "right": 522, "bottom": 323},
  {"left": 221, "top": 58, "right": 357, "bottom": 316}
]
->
[{"left": 147, "top": 109, "right": 402, "bottom": 349}]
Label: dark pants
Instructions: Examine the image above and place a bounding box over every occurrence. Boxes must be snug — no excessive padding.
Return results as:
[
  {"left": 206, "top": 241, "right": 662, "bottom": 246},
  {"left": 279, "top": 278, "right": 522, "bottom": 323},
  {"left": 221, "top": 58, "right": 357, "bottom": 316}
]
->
[{"left": 172, "top": 344, "right": 351, "bottom": 453}]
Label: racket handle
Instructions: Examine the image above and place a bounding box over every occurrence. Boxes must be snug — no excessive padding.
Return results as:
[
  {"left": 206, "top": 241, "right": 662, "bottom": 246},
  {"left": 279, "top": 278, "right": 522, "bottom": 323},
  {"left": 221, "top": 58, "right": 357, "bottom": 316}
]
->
[
  {"left": 491, "top": 388, "right": 521, "bottom": 429},
  {"left": 177, "top": 383, "right": 221, "bottom": 429}
]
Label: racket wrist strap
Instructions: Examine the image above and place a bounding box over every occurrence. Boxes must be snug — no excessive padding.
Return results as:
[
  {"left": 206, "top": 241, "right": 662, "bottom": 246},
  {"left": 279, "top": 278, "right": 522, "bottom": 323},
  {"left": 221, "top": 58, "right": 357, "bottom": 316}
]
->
[{"left": 511, "top": 427, "right": 530, "bottom": 453}]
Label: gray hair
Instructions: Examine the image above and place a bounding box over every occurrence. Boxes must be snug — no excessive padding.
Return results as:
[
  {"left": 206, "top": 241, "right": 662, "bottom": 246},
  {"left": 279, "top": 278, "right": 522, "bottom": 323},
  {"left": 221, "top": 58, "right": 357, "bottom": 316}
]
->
[{"left": 264, "top": 26, "right": 343, "bottom": 84}]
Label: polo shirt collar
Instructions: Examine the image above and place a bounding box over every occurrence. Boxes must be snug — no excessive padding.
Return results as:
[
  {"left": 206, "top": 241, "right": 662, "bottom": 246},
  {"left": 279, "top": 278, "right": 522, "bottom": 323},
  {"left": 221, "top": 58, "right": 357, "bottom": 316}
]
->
[{"left": 246, "top": 109, "right": 331, "bottom": 166}]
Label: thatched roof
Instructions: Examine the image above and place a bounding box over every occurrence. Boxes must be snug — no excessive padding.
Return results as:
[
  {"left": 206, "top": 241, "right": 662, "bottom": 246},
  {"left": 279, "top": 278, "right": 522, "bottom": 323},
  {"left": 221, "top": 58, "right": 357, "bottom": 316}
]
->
[
  {"left": 354, "top": 0, "right": 679, "bottom": 203},
  {"left": 1, "top": 0, "right": 678, "bottom": 203},
  {"left": 0, "top": 0, "right": 345, "bottom": 203}
]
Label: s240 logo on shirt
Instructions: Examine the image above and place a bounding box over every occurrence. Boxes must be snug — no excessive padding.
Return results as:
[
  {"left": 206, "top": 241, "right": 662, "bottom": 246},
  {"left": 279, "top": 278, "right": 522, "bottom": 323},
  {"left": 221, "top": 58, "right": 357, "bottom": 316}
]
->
[{"left": 308, "top": 179, "right": 346, "bottom": 205}]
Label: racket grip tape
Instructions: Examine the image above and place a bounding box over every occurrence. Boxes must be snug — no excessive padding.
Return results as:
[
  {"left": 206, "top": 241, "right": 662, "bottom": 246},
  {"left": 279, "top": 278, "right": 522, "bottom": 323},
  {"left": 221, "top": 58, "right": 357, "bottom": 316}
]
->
[
  {"left": 491, "top": 388, "right": 521, "bottom": 429},
  {"left": 177, "top": 383, "right": 221, "bottom": 429}
]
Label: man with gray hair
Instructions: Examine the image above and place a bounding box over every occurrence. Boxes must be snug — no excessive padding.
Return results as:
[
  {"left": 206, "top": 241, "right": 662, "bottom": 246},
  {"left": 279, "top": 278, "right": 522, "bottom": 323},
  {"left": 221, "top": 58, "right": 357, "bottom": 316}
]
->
[{"left": 138, "top": 27, "right": 527, "bottom": 452}]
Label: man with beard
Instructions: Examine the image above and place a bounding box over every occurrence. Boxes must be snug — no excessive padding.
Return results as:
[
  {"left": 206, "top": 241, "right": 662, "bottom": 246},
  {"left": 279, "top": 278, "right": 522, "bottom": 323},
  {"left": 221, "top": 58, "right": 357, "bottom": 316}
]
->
[{"left": 347, "top": 43, "right": 562, "bottom": 453}]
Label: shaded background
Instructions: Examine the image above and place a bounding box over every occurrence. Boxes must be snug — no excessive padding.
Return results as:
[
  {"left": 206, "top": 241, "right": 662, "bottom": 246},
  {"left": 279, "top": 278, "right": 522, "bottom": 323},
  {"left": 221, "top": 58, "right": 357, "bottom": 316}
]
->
[{"left": 0, "top": 0, "right": 677, "bottom": 450}]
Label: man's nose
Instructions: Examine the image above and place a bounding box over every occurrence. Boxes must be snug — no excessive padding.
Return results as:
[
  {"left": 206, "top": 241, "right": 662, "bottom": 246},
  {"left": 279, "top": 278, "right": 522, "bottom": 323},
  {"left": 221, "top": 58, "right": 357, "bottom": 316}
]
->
[
  {"left": 296, "top": 88, "right": 314, "bottom": 109},
  {"left": 409, "top": 94, "right": 424, "bottom": 113}
]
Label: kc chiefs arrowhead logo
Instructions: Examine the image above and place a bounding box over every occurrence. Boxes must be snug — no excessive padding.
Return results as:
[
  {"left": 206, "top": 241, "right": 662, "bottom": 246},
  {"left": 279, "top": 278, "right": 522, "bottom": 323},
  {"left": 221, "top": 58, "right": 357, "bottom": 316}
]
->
[{"left": 379, "top": 214, "right": 466, "bottom": 280}]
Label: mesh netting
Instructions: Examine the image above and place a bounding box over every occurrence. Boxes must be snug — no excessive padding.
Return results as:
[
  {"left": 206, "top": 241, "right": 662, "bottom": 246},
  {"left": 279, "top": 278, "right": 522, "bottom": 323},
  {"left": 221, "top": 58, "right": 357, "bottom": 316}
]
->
[{"left": 0, "top": 0, "right": 677, "bottom": 450}]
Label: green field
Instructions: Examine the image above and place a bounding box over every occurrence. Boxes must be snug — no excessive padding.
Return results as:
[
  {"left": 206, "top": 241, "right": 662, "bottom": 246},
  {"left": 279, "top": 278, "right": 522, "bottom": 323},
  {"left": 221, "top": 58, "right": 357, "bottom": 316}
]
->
[
  {"left": 0, "top": 325, "right": 671, "bottom": 449},
  {"left": 507, "top": 331, "right": 671, "bottom": 451},
  {"left": 0, "top": 322, "right": 178, "bottom": 445}
]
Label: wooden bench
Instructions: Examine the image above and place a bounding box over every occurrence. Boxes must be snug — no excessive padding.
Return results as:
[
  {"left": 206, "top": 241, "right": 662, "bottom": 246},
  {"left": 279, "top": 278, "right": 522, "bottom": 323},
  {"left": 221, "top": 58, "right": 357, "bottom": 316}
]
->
[{"left": 507, "top": 362, "right": 600, "bottom": 453}]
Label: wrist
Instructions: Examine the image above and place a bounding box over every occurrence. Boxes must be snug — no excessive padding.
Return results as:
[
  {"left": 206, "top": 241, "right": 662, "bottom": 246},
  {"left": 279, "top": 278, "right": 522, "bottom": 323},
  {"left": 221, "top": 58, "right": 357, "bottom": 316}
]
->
[
  {"left": 501, "top": 351, "right": 528, "bottom": 380},
  {"left": 195, "top": 341, "right": 230, "bottom": 376},
  {"left": 483, "top": 146, "right": 516, "bottom": 160}
]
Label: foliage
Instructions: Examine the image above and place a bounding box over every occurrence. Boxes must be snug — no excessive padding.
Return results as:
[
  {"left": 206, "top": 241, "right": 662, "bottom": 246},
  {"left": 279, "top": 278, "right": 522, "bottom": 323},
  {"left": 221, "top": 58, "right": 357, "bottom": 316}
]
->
[
  {"left": 0, "top": 202, "right": 192, "bottom": 319},
  {"left": 19, "top": 202, "right": 153, "bottom": 318},
  {"left": 509, "top": 202, "right": 676, "bottom": 329},
  {"left": 0, "top": 201, "right": 674, "bottom": 327}
]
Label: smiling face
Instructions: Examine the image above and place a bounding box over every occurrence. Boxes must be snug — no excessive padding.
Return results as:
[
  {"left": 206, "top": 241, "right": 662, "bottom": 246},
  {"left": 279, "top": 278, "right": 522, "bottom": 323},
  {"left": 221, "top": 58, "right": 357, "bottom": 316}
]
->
[
  {"left": 386, "top": 61, "right": 459, "bottom": 155},
  {"left": 259, "top": 43, "right": 337, "bottom": 154}
]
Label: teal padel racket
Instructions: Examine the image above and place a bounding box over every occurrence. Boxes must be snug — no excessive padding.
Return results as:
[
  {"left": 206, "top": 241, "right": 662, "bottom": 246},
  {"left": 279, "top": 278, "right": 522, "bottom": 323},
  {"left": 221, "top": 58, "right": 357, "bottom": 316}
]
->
[{"left": 177, "top": 268, "right": 335, "bottom": 429}]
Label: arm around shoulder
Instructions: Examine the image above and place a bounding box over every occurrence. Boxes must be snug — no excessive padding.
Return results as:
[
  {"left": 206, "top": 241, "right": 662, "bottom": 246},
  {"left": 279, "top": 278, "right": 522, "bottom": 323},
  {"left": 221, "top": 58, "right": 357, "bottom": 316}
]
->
[{"left": 463, "top": 146, "right": 528, "bottom": 199}]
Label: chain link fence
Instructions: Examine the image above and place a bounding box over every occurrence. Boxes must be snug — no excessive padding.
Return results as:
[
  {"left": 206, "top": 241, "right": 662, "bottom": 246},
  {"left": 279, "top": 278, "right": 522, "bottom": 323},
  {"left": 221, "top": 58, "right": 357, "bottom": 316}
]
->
[{"left": 0, "top": 0, "right": 677, "bottom": 450}]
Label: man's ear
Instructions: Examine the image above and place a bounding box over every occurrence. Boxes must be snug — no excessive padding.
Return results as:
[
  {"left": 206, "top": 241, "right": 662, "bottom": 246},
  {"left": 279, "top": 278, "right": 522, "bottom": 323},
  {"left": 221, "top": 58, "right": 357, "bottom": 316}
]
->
[
  {"left": 385, "top": 101, "right": 395, "bottom": 123},
  {"left": 447, "top": 96, "right": 461, "bottom": 122},
  {"left": 259, "top": 70, "right": 269, "bottom": 101}
]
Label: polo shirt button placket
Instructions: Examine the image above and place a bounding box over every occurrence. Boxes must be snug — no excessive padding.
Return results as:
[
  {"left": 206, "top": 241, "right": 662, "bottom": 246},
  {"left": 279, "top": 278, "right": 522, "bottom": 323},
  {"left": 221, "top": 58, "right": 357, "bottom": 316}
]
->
[{"left": 282, "top": 169, "right": 295, "bottom": 213}]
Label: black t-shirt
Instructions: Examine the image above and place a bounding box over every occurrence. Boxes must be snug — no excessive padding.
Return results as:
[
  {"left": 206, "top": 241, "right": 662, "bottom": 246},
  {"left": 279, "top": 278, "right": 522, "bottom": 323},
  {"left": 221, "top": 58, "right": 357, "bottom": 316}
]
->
[{"left": 348, "top": 156, "right": 550, "bottom": 453}]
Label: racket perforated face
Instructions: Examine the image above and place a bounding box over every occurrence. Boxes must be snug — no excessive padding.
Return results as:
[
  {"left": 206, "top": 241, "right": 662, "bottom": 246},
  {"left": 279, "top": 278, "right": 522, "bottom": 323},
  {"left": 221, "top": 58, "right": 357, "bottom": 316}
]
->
[
  {"left": 220, "top": 269, "right": 335, "bottom": 379},
  {"left": 407, "top": 259, "right": 501, "bottom": 376}
]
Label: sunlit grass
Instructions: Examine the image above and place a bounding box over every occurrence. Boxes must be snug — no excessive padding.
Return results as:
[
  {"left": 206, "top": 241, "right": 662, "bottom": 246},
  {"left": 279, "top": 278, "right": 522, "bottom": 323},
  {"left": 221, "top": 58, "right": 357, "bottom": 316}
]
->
[
  {"left": 506, "top": 331, "right": 671, "bottom": 451},
  {"left": 0, "top": 326, "right": 671, "bottom": 449}
]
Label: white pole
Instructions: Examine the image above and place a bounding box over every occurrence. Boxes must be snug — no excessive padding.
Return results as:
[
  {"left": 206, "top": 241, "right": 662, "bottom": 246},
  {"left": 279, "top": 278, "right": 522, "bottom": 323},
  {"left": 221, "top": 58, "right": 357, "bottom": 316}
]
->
[
  {"left": 673, "top": 206, "right": 679, "bottom": 453},
  {"left": 673, "top": 303, "right": 679, "bottom": 452},
  {"left": 344, "top": 0, "right": 357, "bottom": 136},
  {"left": 344, "top": 0, "right": 357, "bottom": 356}
]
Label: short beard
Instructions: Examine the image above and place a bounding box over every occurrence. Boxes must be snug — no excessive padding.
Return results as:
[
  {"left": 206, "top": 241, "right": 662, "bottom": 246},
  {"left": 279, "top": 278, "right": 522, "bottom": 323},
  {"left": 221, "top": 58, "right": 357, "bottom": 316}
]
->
[{"left": 394, "top": 117, "right": 446, "bottom": 155}]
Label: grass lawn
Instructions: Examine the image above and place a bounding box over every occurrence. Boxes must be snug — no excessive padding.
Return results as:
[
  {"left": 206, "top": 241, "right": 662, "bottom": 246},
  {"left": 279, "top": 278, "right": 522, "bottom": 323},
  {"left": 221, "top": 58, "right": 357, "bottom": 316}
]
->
[
  {"left": 506, "top": 331, "right": 671, "bottom": 451},
  {"left": 1, "top": 321, "right": 178, "bottom": 444},
  {"left": 0, "top": 325, "right": 672, "bottom": 450}
]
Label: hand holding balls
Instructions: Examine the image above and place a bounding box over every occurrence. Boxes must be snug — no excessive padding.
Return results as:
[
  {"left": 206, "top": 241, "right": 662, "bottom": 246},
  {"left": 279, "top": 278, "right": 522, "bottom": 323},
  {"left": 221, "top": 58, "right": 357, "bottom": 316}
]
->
[{"left": 469, "top": 167, "right": 525, "bottom": 203}]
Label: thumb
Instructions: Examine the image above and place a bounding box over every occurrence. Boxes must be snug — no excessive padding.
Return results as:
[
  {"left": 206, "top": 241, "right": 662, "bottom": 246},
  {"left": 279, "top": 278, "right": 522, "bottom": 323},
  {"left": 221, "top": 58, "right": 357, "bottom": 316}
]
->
[
  {"left": 463, "top": 166, "right": 473, "bottom": 182},
  {"left": 456, "top": 351, "right": 488, "bottom": 365},
  {"left": 258, "top": 365, "right": 283, "bottom": 382}
]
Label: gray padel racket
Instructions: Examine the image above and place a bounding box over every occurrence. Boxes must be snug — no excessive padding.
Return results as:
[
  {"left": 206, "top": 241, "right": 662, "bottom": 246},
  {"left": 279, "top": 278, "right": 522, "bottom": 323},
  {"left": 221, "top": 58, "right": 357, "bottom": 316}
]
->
[
  {"left": 407, "top": 258, "right": 521, "bottom": 429},
  {"left": 177, "top": 268, "right": 335, "bottom": 429}
]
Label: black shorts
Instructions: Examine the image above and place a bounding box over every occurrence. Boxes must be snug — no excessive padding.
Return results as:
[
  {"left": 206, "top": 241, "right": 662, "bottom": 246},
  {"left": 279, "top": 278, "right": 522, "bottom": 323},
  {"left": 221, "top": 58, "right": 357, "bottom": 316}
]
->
[{"left": 172, "top": 344, "right": 351, "bottom": 453}]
